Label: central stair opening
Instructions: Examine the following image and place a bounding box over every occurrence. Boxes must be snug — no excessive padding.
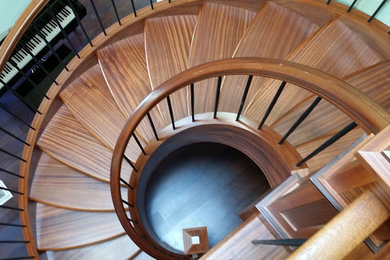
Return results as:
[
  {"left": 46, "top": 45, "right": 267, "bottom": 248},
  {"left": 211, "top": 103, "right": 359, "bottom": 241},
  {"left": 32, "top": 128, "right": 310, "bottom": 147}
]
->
[{"left": 142, "top": 142, "right": 270, "bottom": 252}]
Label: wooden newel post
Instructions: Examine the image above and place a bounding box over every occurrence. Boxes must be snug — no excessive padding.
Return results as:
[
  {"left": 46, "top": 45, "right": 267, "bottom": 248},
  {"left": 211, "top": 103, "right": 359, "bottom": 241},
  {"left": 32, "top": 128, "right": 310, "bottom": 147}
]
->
[{"left": 287, "top": 190, "right": 390, "bottom": 260}]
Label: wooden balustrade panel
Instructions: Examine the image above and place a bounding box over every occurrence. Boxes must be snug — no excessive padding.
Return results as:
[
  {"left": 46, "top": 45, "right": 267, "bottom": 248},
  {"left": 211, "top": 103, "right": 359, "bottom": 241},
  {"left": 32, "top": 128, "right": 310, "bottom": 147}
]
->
[
  {"left": 37, "top": 105, "right": 133, "bottom": 183},
  {"left": 219, "top": 1, "right": 320, "bottom": 113},
  {"left": 30, "top": 153, "right": 127, "bottom": 211},
  {"left": 36, "top": 203, "right": 125, "bottom": 250},
  {"left": 187, "top": 2, "right": 256, "bottom": 115},
  {"left": 244, "top": 19, "right": 384, "bottom": 128},
  {"left": 145, "top": 15, "right": 197, "bottom": 122},
  {"left": 97, "top": 34, "right": 166, "bottom": 142}
]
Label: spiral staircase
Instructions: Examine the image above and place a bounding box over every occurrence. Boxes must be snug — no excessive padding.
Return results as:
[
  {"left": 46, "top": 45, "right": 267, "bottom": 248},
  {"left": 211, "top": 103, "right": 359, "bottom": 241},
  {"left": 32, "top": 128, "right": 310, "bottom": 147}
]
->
[{"left": 1, "top": 0, "right": 390, "bottom": 259}]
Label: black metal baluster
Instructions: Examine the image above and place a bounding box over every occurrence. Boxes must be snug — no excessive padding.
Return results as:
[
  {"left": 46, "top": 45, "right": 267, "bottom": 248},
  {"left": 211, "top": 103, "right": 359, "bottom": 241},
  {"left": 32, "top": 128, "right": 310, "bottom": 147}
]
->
[
  {"left": 0, "top": 103, "right": 35, "bottom": 130},
  {"left": 166, "top": 95, "right": 175, "bottom": 130},
  {"left": 347, "top": 0, "right": 358, "bottom": 12},
  {"left": 48, "top": 5, "right": 80, "bottom": 58},
  {"left": 0, "top": 78, "right": 41, "bottom": 114},
  {"left": 258, "top": 81, "right": 286, "bottom": 129},
  {"left": 0, "top": 148, "right": 27, "bottom": 162},
  {"left": 129, "top": 0, "right": 137, "bottom": 17},
  {"left": 89, "top": 0, "right": 107, "bottom": 35},
  {"left": 168, "top": 0, "right": 171, "bottom": 3},
  {"left": 296, "top": 122, "right": 357, "bottom": 167},
  {"left": 252, "top": 239, "right": 307, "bottom": 246},
  {"left": 190, "top": 83, "right": 195, "bottom": 122},
  {"left": 368, "top": 0, "right": 387, "bottom": 22},
  {"left": 0, "top": 126, "right": 30, "bottom": 146},
  {"left": 121, "top": 199, "right": 134, "bottom": 207},
  {"left": 19, "top": 41, "right": 59, "bottom": 85},
  {"left": 110, "top": 0, "right": 122, "bottom": 26},
  {"left": 127, "top": 218, "right": 138, "bottom": 224},
  {"left": 0, "top": 205, "right": 24, "bottom": 211},
  {"left": 0, "top": 223, "right": 26, "bottom": 227},
  {"left": 0, "top": 240, "right": 30, "bottom": 243},
  {"left": 124, "top": 156, "right": 137, "bottom": 172},
  {"left": 0, "top": 168, "right": 24, "bottom": 178},
  {"left": 7, "top": 59, "right": 49, "bottom": 99},
  {"left": 120, "top": 177, "right": 134, "bottom": 189},
  {"left": 213, "top": 76, "right": 222, "bottom": 119},
  {"left": 326, "top": 0, "right": 331, "bottom": 4},
  {"left": 132, "top": 133, "right": 146, "bottom": 155},
  {"left": 236, "top": 75, "right": 253, "bottom": 121},
  {"left": 31, "top": 23, "right": 69, "bottom": 72},
  {"left": 147, "top": 113, "right": 159, "bottom": 141},
  {"left": 150, "top": 0, "right": 154, "bottom": 9},
  {"left": 0, "top": 186, "right": 23, "bottom": 195},
  {"left": 67, "top": 0, "right": 92, "bottom": 46},
  {"left": 279, "top": 97, "right": 322, "bottom": 145}
]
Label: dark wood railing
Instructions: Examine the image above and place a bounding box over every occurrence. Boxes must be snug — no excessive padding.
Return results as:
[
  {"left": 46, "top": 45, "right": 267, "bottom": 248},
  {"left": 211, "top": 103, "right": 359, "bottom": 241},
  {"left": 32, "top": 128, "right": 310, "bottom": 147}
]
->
[{"left": 0, "top": 0, "right": 389, "bottom": 259}]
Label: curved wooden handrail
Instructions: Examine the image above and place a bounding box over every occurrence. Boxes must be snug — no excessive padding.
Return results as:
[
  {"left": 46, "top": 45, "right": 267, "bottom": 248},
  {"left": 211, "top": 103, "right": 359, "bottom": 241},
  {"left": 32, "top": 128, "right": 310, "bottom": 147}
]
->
[
  {"left": 111, "top": 57, "right": 390, "bottom": 258},
  {"left": 0, "top": 0, "right": 49, "bottom": 73}
]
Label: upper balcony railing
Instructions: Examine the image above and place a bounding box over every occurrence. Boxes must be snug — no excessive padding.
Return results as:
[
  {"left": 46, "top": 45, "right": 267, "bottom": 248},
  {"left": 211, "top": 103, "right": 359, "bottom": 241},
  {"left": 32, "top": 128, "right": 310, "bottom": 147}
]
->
[{"left": 0, "top": 0, "right": 389, "bottom": 259}]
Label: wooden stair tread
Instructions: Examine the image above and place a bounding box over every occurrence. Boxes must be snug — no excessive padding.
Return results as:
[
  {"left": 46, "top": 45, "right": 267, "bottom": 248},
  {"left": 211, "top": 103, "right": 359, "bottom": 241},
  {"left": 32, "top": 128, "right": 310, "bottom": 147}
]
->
[
  {"left": 219, "top": 1, "right": 321, "bottom": 113},
  {"left": 244, "top": 19, "right": 384, "bottom": 127},
  {"left": 30, "top": 153, "right": 127, "bottom": 211},
  {"left": 37, "top": 105, "right": 132, "bottom": 183},
  {"left": 188, "top": 2, "right": 256, "bottom": 114},
  {"left": 296, "top": 127, "right": 365, "bottom": 174},
  {"left": 97, "top": 34, "right": 165, "bottom": 141},
  {"left": 202, "top": 215, "right": 289, "bottom": 259},
  {"left": 36, "top": 203, "right": 125, "bottom": 250},
  {"left": 346, "top": 60, "right": 390, "bottom": 111},
  {"left": 145, "top": 15, "right": 197, "bottom": 122},
  {"left": 272, "top": 95, "right": 353, "bottom": 147},
  {"left": 46, "top": 235, "right": 140, "bottom": 260},
  {"left": 60, "top": 65, "right": 142, "bottom": 159}
]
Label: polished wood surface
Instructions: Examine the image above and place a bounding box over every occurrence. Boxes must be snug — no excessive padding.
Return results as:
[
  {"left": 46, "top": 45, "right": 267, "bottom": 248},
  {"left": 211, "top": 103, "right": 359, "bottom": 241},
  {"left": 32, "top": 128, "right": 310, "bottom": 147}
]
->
[
  {"left": 60, "top": 65, "right": 142, "bottom": 159},
  {"left": 46, "top": 235, "right": 140, "bottom": 260},
  {"left": 30, "top": 153, "right": 127, "bottom": 211},
  {"left": 202, "top": 215, "right": 289, "bottom": 259},
  {"left": 245, "top": 19, "right": 384, "bottom": 127},
  {"left": 145, "top": 15, "right": 197, "bottom": 122},
  {"left": 287, "top": 190, "right": 390, "bottom": 260},
  {"left": 187, "top": 2, "right": 255, "bottom": 114},
  {"left": 346, "top": 60, "right": 390, "bottom": 111},
  {"left": 97, "top": 34, "right": 166, "bottom": 141},
  {"left": 272, "top": 95, "right": 354, "bottom": 146},
  {"left": 37, "top": 105, "right": 132, "bottom": 183},
  {"left": 296, "top": 128, "right": 365, "bottom": 173},
  {"left": 36, "top": 203, "right": 125, "bottom": 250},
  {"left": 219, "top": 1, "right": 320, "bottom": 113}
]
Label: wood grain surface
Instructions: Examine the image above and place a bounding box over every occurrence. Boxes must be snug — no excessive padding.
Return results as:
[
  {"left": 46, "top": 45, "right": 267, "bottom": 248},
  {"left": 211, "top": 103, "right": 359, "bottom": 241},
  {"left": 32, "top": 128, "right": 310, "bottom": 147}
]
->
[
  {"left": 244, "top": 19, "right": 384, "bottom": 127},
  {"left": 145, "top": 15, "right": 197, "bottom": 122},
  {"left": 37, "top": 105, "right": 133, "bottom": 183},
  {"left": 296, "top": 127, "right": 365, "bottom": 173},
  {"left": 36, "top": 203, "right": 125, "bottom": 250},
  {"left": 30, "top": 153, "right": 127, "bottom": 211},
  {"left": 219, "top": 1, "right": 320, "bottom": 113},
  {"left": 46, "top": 235, "right": 140, "bottom": 260},
  {"left": 187, "top": 2, "right": 256, "bottom": 114},
  {"left": 60, "top": 65, "right": 143, "bottom": 158},
  {"left": 272, "top": 95, "right": 353, "bottom": 146},
  {"left": 202, "top": 215, "right": 289, "bottom": 259},
  {"left": 346, "top": 60, "right": 390, "bottom": 111},
  {"left": 97, "top": 34, "right": 166, "bottom": 141}
]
